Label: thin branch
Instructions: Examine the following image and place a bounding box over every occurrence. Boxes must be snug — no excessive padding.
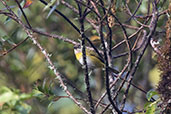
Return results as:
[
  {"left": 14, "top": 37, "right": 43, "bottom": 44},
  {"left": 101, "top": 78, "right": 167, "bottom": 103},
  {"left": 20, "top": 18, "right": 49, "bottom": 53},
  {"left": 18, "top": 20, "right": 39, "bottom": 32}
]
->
[
  {"left": 39, "top": 0, "right": 104, "bottom": 63},
  {"left": 99, "top": 1, "right": 121, "bottom": 113},
  {"left": 14, "top": 0, "right": 32, "bottom": 28},
  {"left": 125, "top": 0, "right": 143, "bottom": 23},
  {"left": 0, "top": 0, "right": 90, "bottom": 113},
  {"left": 95, "top": 71, "right": 149, "bottom": 109},
  {"left": 0, "top": 10, "right": 78, "bottom": 45},
  {"left": 120, "top": 1, "right": 158, "bottom": 110},
  {"left": 111, "top": 26, "right": 143, "bottom": 51},
  {"left": 39, "top": 0, "right": 80, "bottom": 33},
  {"left": 0, "top": 37, "right": 29, "bottom": 56},
  {"left": 77, "top": 1, "right": 95, "bottom": 113},
  {"left": 60, "top": 0, "right": 99, "bottom": 33},
  {"left": 100, "top": 1, "right": 158, "bottom": 112},
  {"left": 1, "top": 0, "right": 32, "bottom": 57}
]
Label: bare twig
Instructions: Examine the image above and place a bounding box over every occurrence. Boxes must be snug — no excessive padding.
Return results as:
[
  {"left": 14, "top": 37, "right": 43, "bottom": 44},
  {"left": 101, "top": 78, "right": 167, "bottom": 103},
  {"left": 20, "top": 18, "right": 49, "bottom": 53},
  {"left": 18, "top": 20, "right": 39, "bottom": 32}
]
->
[
  {"left": 77, "top": 1, "right": 95, "bottom": 113},
  {"left": 98, "top": 0, "right": 122, "bottom": 113},
  {"left": 1, "top": 37, "right": 29, "bottom": 56},
  {"left": 120, "top": 1, "right": 158, "bottom": 110},
  {"left": 125, "top": 0, "right": 143, "bottom": 23},
  {"left": 0, "top": 0, "right": 90, "bottom": 113}
]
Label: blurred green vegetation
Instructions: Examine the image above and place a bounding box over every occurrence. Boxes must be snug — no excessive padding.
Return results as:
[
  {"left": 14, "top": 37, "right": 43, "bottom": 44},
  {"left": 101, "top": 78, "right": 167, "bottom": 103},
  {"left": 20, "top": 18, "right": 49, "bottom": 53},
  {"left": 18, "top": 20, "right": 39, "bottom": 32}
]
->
[{"left": 0, "top": 0, "right": 169, "bottom": 114}]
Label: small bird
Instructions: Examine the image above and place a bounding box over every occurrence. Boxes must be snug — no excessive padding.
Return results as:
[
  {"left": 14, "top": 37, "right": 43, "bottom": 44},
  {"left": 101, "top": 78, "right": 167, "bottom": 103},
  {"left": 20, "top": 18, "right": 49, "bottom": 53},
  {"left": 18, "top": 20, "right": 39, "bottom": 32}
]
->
[{"left": 74, "top": 45, "right": 119, "bottom": 74}]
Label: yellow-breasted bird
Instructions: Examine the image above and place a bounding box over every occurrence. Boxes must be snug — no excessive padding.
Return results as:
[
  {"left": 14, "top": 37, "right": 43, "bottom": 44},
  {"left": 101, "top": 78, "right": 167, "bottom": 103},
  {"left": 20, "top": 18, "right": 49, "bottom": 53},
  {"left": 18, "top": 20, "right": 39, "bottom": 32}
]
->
[{"left": 74, "top": 45, "right": 119, "bottom": 74}]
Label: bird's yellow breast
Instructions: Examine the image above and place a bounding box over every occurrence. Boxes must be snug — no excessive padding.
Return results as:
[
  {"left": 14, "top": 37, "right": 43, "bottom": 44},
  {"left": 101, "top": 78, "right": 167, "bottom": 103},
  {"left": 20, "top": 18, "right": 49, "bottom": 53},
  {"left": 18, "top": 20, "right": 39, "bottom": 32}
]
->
[
  {"left": 75, "top": 52, "right": 83, "bottom": 60},
  {"left": 74, "top": 49, "right": 104, "bottom": 68}
]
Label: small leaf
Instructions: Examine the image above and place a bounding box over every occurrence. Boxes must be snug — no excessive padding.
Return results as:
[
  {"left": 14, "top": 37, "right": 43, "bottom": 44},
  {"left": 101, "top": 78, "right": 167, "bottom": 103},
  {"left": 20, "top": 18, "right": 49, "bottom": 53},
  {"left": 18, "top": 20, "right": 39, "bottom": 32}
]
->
[
  {"left": 115, "top": 0, "right": 125, "bottom": 10},
  {"left": 0, "top": 87, "right": 19, "bottom": 104},
  {"left": 43, "top": 0, "right": 59, "bottom": 11},
  {"left": 15, "top": 102, "right": 32, "bottom": 114},
  {"left": 146, "top": 103, "right": 156, "bottom": 114},
  {"left": 122, "top": 0, "right": 126, "bottom": 6},
  {"left": 46, "top": 4, "right": 57, "bottom": 19},
  {"left": 146, "top": 90, "right": 158, "bottom": 101},
  {"left": 48, "top": 96, "right": 55, "bottom": 101},
  {"left": 1, "top": 35, "right": 9, "bottom": 41},
  {"left": 4, "top": 17, "right": 12, "bottom": 24},
  {"left": 144, "top": 102, "right": 152, "bottom": 109},
  {"left": 32, "top": 90, "right": 44, "bottom": 98},
  {"left": 23, "top": 0, "right": 33, "bottom": 8},
  {"left": 1, "top": 5, "right": 16, "bottom": 11},
  {"left": 19, "top": 93, "right": 33, "bottom": 100},
  {"left": 48, "top": 101, "right": 54, "bottom": 109},
  {"left": 115, "top": 0, "right": 121, "bottom": 10},
  {"left": 17, "top": 8, "right": 22, "bottom": 18},
  {"left": 6, "top": 39, "right": 16, "bottom": 46}
]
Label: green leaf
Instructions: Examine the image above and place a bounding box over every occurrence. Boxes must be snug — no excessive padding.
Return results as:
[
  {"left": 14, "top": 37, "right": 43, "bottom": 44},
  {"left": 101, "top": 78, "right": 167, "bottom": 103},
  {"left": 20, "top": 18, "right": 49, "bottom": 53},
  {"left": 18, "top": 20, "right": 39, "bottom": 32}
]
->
[
  {"left": 19, "top": 93, "right": 33, "bottom": 100},
  {"left": 48, "top": 101, "right": 55, "bottom": 109},
  {"left": 144, "top": 99, "right": 161, "bottom": 114},
  {"left": 115, "top": 0, "right": 126, "bottom": 10},
  {"left": 122, "top": 0, "right": 126, "bottom": 6},
  {"left": 43, "top": 0, "right": 59, "bottom": 11},
  {"left": 15, "top": 102, "right": 32, "bottom": 114},
  {"left": 46, "top": 4, "right": 57, "bottom": 19},
  {"left": 144, "top": 102, "right": 152, "bottom": 109},
  {"left": 0, "top": 87, "right": 19, "bottom": 104},
  {"left": 146, "top": 90, "right": 158, "bottom": 101},
  {"left": 146, "top": 103, "right": 156, "bottom": 114},
  {"left": 1, "top": 35, "right": 9, "bottom": 41},
  {"left": 115, "top": 0, "right": 121, "bottom": 10},
  {"left": 32, "top": 90, "right": 45, "bottom": 98},
  {"left": 4, "top": 17, "right": 12, "bottom": 24},
  {"left": 6, "top": 39, "right": 16, "bottom": 46}
]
